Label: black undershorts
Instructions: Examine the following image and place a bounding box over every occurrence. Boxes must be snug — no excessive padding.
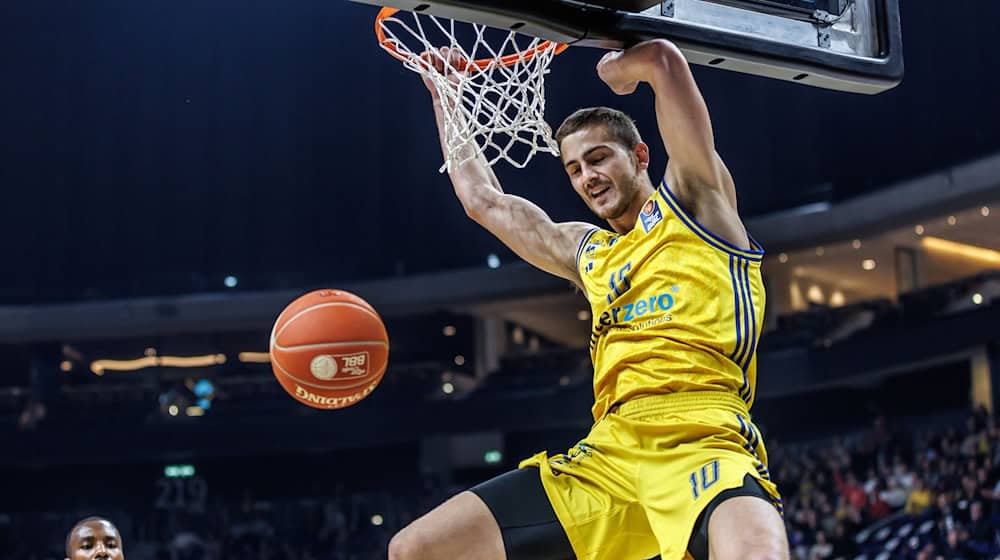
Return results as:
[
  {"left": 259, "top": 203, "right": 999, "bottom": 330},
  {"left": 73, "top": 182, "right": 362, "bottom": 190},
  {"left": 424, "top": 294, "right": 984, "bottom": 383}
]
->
[{"left": 470, "top": 467, "right": 771, "bottom": 560}]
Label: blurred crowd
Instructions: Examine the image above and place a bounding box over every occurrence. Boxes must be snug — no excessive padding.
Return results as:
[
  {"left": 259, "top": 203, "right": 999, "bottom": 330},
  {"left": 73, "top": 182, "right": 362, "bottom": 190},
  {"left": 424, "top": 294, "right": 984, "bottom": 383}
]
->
[
  {"left": 775, "top": 408, "right": 1000, "bottom": 559},
  {"left": 10, "top": 407, "right": 1000, "bottom": 559}
]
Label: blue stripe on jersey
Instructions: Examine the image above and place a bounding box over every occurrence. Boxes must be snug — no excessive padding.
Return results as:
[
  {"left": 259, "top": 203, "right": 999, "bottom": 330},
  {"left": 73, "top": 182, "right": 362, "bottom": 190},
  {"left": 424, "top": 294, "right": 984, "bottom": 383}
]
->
[
  {"left": 742, "top": 261, "right": 759, "bottom": 400},
  {"left": 731, "top": 257, "right": 751, "bottom": 399},
  {"left": 575, "top": 227, "right": 599, "bottom": 268},
  {"left": 657, "top": 182, "right": 763, "bottom": 262},
  {"left": 735, "top": 259, "right": 752, "bottom": 368},
  {"left": 728, "top": 255, "right": 743, "bottom": 362},
  {"left": 737, "top": 414, "right": 772, "bottom": 482}
]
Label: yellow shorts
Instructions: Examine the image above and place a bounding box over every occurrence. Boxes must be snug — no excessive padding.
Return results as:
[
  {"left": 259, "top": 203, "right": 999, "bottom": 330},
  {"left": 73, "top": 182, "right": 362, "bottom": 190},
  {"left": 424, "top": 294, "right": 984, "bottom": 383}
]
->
[{"left": 519, "top": 391, "right": 782, "bottom": 560}]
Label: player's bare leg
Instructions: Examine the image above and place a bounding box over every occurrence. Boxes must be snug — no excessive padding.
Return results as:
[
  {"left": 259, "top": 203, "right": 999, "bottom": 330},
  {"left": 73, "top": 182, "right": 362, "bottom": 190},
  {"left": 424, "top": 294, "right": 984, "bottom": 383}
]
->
[
  {"left": 388, "top": 491, "right": 506, "bottom": 560},
  {"left": 707, "top": 496, "right": 788, "bottom": 560}
]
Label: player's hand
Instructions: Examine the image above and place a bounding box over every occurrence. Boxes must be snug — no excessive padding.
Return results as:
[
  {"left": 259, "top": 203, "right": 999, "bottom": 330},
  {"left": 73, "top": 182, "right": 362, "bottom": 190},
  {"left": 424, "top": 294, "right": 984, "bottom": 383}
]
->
[
  {"left": 419, "top": 47, "right": 470, "bottom": 100},
  {"left": 597, "top": 50, "right": 639, "bottom": 95}
]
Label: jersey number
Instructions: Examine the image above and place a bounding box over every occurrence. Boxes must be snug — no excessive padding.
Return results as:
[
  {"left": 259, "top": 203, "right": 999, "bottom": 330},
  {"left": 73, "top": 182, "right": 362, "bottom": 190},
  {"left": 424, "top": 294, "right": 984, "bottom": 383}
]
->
[
  {"left": 689, "top": 460, "right": 720, "bottom": 499},
  {"left": 606, "top": 262, "right": 632, "bottom": 304}
]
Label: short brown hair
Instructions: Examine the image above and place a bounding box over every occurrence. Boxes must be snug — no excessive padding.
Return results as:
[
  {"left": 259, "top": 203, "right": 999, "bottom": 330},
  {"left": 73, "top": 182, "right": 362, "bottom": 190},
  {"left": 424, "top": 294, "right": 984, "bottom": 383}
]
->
[{"left": 555, "top": 107, "right": 642, "bottom": 152}]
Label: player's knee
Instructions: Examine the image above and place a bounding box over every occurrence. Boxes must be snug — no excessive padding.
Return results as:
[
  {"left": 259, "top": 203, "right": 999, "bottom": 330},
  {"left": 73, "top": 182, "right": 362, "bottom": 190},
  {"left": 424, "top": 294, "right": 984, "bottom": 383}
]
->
[
  {"left": 739, "top": 542, "right": 788, "bottom": 560},
  {"left": 711, "top": 535, "right": 788, "bottom": 560}
]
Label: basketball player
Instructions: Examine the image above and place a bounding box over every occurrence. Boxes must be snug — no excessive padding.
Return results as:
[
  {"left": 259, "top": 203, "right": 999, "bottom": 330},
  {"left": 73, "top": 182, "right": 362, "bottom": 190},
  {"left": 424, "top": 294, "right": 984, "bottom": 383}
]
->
[
  {"left": 390, "top": 39, "right": 788, "bottom": 560},
  {"left": 65, "top": 516, "right": 124, "bottom": 560}
]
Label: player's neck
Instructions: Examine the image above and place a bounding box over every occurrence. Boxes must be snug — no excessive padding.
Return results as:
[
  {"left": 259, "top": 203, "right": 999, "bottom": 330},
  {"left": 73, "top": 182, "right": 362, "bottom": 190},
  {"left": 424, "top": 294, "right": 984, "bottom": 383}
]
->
[{"left": 607, "top": 182, "right": 656, "bottom": 234}]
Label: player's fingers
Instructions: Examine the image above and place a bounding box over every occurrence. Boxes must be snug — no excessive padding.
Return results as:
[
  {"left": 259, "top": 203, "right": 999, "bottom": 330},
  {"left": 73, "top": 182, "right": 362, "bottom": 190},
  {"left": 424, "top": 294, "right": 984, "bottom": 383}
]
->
[{"left": 447, "top": 48, "right": 469, "bottom": 72}]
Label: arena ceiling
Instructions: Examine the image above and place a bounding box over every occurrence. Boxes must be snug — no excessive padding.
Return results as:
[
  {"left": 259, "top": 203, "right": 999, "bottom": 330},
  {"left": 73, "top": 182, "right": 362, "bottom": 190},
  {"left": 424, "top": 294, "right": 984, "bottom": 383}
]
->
[{"left": 1, "top": 2, "right": 998, "bottom": 303}]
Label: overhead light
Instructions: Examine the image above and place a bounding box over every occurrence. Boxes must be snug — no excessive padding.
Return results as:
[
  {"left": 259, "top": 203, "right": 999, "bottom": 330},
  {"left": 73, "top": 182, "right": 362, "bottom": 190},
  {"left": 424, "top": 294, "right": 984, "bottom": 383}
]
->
[
  {"left": 511, "top": 327, "right": 524, "bottom": 344},
  {"left": 815, "top": 247, "right": 825, "bottom": 256},
  {"left": 852, "top": 239, "right": 862, "bottom": 250},
  {"left": 442, "top": 325, "right": 457, "bottom": 337},
  {"left": 922, "top": 237, "right": 1000, "bottom": 264},
  {"left": 454, "top": 355, "right": 465, "bottom": 366},
  {"left": 972, "top": 293, "right": 984, "bottom": 305},
  {"left": 371, "top": 515, "right": 384, "bottom": 526},
  {"left": 830, "top": 291, "right": 846, "bottom": 307},
  {"left": 484, "top": 450, "right": 503, "bottom": 464},
  {"left": 185, "top": 406, "right": 205, "bottom": 417},
  {"left": 947, "top": 215, "right": 957, "bottom": 226},
  {"left": 441, "top": 382, "right": 455, "bottom": 394},
  {"left": 915, "top": 224, "right": 925, "bottom": 235},
  {"left": 90, "top": 354, "right": 227, "bottom": 375},
  {"left": 577, "top": 310, "right": 591, "bottom": 321},
  {"left": 806, "top": 285, "right": 824, "bottom": 304},
  {"left": 60, "top": 360, "right": 73, "bottom": 372},
  {"left": 862, "top": 259, "right": 877, "bottom": 271},
  {"left": 168, "top": 405, "right": 179, "bottom": 416},
  {"left": 982, "top": 206, "right": 991, "bottom": 217},
  {"left": 487, "top": 253, "right": 501, "bottom": 269},
  {"left": 778, "top": 253, "right": 789, "bottom": 263},
  {"left": 238, "top": 352, "right": 271, "bottom": 363},
  {"left": 145, "top": 347, "right": 157, "bottom": 357},
  {"left": 224, "top": 275, "right": 238, "bottom": 288}
]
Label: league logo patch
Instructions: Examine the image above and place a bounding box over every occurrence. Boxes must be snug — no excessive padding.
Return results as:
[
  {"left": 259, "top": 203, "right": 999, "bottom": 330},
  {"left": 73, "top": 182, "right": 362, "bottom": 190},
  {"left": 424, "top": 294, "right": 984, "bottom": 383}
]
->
[
  {"left": 309, "top": 351, "right": 370, "bottom": 380},
  {"left": 639, "top": 199, "right": 663, "bottom": 233}
]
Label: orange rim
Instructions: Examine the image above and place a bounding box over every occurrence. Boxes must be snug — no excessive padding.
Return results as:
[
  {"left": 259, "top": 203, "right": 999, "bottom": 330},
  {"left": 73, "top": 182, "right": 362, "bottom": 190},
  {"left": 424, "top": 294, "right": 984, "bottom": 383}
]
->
[{"left": 375, "top": 7, "right": 569, "bottom": 71}]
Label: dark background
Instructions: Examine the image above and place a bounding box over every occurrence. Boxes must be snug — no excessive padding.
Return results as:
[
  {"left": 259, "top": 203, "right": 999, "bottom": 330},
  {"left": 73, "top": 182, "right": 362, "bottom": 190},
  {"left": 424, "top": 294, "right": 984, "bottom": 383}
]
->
[{"left": 1, "top": 1, "right": 997, "bottom": 303}]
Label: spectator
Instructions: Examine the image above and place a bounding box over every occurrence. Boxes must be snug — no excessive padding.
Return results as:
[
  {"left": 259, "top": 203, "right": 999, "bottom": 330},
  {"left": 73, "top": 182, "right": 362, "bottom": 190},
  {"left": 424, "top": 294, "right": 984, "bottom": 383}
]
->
[{"left": 906, "top": 475, "right": 933, "bottom": 515}]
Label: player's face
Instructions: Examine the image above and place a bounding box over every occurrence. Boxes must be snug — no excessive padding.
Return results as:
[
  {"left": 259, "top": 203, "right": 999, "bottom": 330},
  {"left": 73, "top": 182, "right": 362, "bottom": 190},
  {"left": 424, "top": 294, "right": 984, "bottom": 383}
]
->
[
  {"left": 561, "top": 126, "right": 645, "bottom": 221},
  {"left": 66, "top": 520, "right": 124, "bottom": 560}
]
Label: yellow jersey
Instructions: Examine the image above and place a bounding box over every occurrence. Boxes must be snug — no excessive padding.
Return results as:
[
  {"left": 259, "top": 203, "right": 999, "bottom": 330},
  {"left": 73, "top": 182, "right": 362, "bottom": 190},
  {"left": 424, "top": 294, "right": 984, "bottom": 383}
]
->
[{"left": 577, "top": 180, "right": 766, "bottom": 421}]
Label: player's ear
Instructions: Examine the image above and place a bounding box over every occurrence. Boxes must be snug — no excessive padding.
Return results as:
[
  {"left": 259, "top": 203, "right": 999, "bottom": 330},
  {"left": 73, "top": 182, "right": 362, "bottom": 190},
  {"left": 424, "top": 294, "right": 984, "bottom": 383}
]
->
[{"left": 633, "top": 142, "right": 650, "bottom": 171}]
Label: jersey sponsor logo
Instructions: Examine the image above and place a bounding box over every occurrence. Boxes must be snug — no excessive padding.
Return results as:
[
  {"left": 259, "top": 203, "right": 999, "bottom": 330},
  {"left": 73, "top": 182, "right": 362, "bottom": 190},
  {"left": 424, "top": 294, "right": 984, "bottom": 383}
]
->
[
  {"left": 589, "top": 289, "right": 677, "bottom": 348},
  {"left": 639, "top": 199, "right": 663, "bottom": 233}
]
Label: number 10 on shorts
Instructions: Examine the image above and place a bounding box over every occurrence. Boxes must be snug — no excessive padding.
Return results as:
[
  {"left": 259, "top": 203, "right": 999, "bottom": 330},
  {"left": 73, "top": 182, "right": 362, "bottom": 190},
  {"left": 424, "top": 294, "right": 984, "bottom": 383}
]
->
[{"left": 689, "top": 460, "right": 720, "bottom": 499}]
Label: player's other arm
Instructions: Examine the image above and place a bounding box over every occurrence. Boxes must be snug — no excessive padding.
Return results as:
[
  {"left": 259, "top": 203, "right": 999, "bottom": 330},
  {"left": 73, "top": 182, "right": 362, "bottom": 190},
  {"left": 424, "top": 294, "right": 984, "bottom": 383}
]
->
[
  {"left": 596, "top": 40, "right": 737, "bottom": 209},
  {"left": 422, "top": 51, "right": 593, "bottom": 285}
]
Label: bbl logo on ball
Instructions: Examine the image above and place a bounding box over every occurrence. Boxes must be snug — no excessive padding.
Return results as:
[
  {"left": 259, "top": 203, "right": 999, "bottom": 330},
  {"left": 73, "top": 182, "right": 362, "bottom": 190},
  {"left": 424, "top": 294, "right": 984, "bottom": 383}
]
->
[
  {"left": 310, "top": 355, "right": 339, "bottom": 380},
  {"left": 309, "top": 351, "right": 370, "bottom": 381}
]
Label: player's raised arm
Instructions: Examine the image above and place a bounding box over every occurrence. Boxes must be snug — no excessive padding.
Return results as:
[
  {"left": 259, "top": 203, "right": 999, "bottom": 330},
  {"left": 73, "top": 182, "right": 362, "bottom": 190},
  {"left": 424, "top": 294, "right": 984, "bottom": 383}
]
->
[
  {"left": 421, "top": 49, "right": 594, "bottom": 285},
  {"left": 596, "top": 40, "right": 737, "bottom": 209}
]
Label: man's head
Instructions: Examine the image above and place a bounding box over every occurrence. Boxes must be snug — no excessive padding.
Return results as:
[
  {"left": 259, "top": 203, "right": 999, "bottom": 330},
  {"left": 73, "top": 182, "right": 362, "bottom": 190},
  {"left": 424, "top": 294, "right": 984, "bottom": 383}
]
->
[
  {"left": 65, "top": 517, "right": 123, "bottom": 560},
  {"left": 556, "top": 107, "right": 652, "bottom": 225}
]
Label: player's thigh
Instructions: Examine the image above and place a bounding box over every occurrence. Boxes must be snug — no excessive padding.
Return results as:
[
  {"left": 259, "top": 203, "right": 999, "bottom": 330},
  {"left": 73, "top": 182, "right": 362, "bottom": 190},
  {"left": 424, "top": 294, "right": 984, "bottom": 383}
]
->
[
  {"left": 471, "top": 467, "right": 576, "bottom": 560},
  {"left": 389, "top": 490, "right": 505, "bottom": 560},
  {"left": 707, "top": 495, "right": 788, "bottom": 560},
  {"left": 389, "top": 467, "right": 575, "bottom": 560}
]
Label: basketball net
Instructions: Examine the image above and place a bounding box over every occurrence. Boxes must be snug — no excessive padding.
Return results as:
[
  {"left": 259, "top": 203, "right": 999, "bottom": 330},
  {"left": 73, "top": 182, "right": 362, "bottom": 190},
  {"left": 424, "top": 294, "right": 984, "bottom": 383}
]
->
[{"left": 376, "top": 9, "right": 567, "bottom": 172}]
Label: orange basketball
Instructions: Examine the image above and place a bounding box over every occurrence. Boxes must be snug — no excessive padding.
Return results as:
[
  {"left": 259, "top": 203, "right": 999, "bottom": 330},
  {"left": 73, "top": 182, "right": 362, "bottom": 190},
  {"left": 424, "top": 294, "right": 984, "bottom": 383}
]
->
[{"left": 269, "top": 289, "right": 389, "bottom": 409}]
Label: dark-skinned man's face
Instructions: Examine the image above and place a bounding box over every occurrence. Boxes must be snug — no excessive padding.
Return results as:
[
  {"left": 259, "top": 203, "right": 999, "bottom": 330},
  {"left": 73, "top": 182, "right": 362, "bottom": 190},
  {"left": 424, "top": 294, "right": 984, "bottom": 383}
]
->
[{"left": 66, "top": 519, "right": 124, "bottom": 560}]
